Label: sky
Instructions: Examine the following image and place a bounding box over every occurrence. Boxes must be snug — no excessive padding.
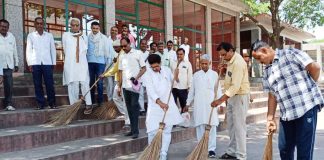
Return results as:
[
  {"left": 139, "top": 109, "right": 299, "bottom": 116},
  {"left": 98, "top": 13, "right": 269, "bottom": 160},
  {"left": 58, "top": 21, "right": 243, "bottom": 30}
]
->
[{"left": 308, "top": 26, "right": 324, "bottom": 39}]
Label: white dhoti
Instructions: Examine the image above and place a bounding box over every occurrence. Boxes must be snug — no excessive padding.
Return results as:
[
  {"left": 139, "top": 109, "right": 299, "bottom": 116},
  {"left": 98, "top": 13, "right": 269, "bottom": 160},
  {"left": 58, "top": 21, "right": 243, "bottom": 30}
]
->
[
  {"left": 106, "top": 76, "right": 115, "bottom": 101},
  {"left": 112, "top": 84, "right": 130, "bottom": 125},
  {"left": 138, "top": 85, "right": 145, "bottom": 111},
  {"left": 67, "top": 81, "right": 92, "bottom": 105},
  {"left": 196, "top": 124, "right": 217, "bottom": 152},
  {"left": 148, "top": 125, "right": 173, "bottom": 158}
]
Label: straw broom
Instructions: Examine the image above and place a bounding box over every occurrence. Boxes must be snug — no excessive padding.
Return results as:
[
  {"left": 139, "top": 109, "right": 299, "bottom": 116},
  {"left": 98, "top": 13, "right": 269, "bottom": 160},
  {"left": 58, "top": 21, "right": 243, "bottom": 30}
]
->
[
  {"left": 48, "top": 61, "right": 116, "bottom": 126},
  {"left": 186, "top": 58, "right": 224, "bottom": 160},
  {"left": 263, "top": 132, "right": 273, "bottom": 160},
  {"left": 138, "top": 61, "right": 180, "bottom": 160},
  {"left": 92, "top": 100, "right": 122, "bottom": 120}
]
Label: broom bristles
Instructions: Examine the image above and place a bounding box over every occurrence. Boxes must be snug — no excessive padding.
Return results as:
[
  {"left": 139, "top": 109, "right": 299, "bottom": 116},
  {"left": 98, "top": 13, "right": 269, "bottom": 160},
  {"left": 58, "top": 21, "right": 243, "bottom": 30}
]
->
[
  {"left": 47, "top": 99, "right": 84, "bottom": 126},
  {"left": 263, "top": 133, "right": 273, "bottom": 160},
  {"left": 92, "top": 101, "right": 122, "bottom": 120},
  {"left": 138, "top": 123, "right": 165, "bottom": 160},
  {"left": 186, "top": 125, "right": 211, "bottom": 160}
]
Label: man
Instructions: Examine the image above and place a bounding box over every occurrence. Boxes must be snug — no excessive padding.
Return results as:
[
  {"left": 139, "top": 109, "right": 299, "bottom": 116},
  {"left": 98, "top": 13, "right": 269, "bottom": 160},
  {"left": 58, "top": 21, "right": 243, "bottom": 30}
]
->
[
  {"left": 185, "top": 54, "right": 222, "bottom": 158},
  {"left": 26, "top": 17, "right": 56, "bottom": 110},
  {"left": 118, "top": 37, "right": 146, "bottom": 139},
  {"left": 251, "top": 40, "right": 323, "bottom": 160},
  {"left": 117, "top": 24, "right": 136, "bottom": 48},
  {"left": 144, "top": 53, "right": 183, "bottom": 160},
  {"left": 179, "top": 37, "right": 190, "bottom": 62},
  {"left": 156, "top": 41, "right": 171, "bottom": 68},
  {"left": 171, "top": 48, "right": 192, "bottom": 113},
  {"left": 87, "top": 22, "right": 111, "bottom": 107},
  {"left": 164, "top": 40, "right": 177, "bottom": 62},
  {"left": 62, "top": 18, "right": 92, "bottom": 114},
  {"left": 106, "top": 26, "right": 119, "bottom": 101},
  {"left": 0, "top": 19, "right": 19, "bottom": 111},
  {"left": 100, "top": 40, "right": 130, "bottom": 129},
  {"left": 138, "top": 39, "right": 149, "bottom": 115},
  {"left": 211, "top": 42, "right": 250, "bottom": 160},
  {"left": 150, "top": 42, "right": 158, "bottom": 54}
]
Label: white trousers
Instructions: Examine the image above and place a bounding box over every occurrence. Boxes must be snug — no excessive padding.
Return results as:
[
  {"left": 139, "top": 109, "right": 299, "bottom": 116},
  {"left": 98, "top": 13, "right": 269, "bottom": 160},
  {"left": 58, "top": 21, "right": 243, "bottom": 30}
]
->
[
  {"left": 112, "top": 84, "right": 130, "bottom": 125},
  {"left": 138, "top": 85, "right": 145, "bottom": 111},
  {"left": 148, "top": 125, "right": 173, "bottom": 158},
  {"left": 196, "top": 124, "right": 217, "bottom": 152},
  {"left": 106, "top": 76, "right": 116, "bottom": 101},
  {"left": 226, "top": 94, "right": 249, "bottom": 160},
  {"left": 67, "top": 81, "right": 92, "bottom": 105}
]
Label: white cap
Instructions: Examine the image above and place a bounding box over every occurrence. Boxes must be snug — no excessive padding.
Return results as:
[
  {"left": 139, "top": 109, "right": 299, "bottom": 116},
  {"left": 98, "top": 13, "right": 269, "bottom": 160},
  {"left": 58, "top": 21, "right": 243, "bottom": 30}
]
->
[
  {"left": 112, "top": 40, "right": 120, "bottom": 47},
  {"left": 200, "top": 54, "right": 211, "bottom": 61}
]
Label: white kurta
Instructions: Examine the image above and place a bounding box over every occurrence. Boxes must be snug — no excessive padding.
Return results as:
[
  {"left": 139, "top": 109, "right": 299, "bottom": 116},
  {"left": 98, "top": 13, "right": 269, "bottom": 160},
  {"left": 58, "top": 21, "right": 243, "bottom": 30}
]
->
[
  {"left": 144, "top": 66, "right": 183, "bottom": 133},
  {"left": 62, "top": 32, "right": 89, "bottom": 85},
  {"left": 186, "top": 69, "right": 222, "bottom": 126}
]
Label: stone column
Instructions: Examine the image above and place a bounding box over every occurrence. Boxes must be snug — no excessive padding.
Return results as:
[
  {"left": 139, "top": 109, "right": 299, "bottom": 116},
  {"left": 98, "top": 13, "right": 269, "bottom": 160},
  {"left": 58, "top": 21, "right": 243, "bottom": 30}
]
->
[
  {"left": 316, "top": 45, "right": 322, "bottom": 81},
  {"left": 206, "top": 5, "right": 212, "bottom": 60},
  {"left": 5, "top": 0, "right": 24, "bottom": 73},
  {"left": 104, "top": 0, "right": 115, "bottom": 36},
  {"left": 164, "top": 0, "right": 173, "bottom": 41},
  {"left": 235, "top": 13, "right": 240, "bottom": 53}
]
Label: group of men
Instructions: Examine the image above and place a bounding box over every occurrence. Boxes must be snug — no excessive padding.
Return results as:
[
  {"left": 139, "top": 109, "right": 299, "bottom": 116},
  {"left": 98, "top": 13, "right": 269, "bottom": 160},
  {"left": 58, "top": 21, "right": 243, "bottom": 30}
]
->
[{"left": 0, "top": 16, "right": 323, "bottom": 160}]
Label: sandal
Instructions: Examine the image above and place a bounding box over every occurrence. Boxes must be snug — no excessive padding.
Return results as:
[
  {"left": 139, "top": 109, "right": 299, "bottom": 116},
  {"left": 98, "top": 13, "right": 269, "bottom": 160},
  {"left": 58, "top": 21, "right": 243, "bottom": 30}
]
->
[
  {"left": 84, "top": 105, "right": 93, "bottom": 115},
  {"left": 219, "top": 153, "right": 238, "bottom": 160}
]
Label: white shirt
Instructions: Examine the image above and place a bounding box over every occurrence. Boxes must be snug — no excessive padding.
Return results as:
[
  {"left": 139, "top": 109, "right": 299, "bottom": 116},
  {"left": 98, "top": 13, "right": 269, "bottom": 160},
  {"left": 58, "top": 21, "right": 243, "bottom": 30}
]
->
[
  {"left": 0, "top": 32, "right": 18, "bottom": 69},
  {"left": 26, "top": 31, "right": 56, "bottom": 66},
  {"left": 179, "top": 44, "right": 190, "bottom": 62},
  {"left": 155, "top": 51, "right": 171, "bottom": 68},
  {"left": 62, "top": 32, "right": 89, "bottom": 85},
  {"left": 186, "top": 69, "right": 222, "bottom": 126},
  {"left": 171, "top": 60, "right": 193, "bottom": 90},
  {"left": 119, "top": 49, "right": 146, "bottom": 89},
  {"left": 164, "top": 48, "right": 177, "bottom": 62},
  {"left": 144, "top": 66, "right": 183, "bottom": 132}
]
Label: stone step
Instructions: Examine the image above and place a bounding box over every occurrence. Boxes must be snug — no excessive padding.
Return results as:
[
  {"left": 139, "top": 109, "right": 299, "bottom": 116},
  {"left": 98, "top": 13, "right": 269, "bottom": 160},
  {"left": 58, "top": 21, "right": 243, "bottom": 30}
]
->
[
  {"left": 0, "top": 127, "right": 195, "bottom": 160},
  {"left": 0, "top": 86, "right": 69, "bottom": 97},
  {"left": 0, "top": 117, "right": 146, "bottom": 153},
  {"left": 0, "top": 94, "right": 108, "bottom": 109}
]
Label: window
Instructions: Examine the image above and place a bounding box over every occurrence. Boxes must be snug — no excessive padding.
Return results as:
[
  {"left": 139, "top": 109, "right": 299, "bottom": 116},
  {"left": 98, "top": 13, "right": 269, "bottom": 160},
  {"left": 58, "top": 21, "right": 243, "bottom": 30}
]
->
[
  {"left": 116, "top": 0, "right": 165, "bottom": 48},
  {"left": 211, "top": 9, "right": 236, "bottom": 70},
  {"left": 173, "top": 0, "right": 206, "bottom": 71}
]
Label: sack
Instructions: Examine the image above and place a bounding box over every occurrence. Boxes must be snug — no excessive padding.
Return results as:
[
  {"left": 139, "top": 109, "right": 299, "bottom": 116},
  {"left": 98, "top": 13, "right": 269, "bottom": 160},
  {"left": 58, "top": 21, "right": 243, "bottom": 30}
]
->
[
  {"left": 263, "top": 133, "right": 273, "bottom": 160},
  {"left": 178, "top": 112, "right": 191, "bottom": 127}
]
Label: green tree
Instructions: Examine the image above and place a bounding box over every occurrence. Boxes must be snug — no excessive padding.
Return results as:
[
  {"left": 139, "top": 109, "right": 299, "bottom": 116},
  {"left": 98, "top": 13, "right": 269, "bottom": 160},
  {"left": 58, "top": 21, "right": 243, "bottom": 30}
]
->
[{"left": 243, "top": 0, "right": 324, "bottom": 48}]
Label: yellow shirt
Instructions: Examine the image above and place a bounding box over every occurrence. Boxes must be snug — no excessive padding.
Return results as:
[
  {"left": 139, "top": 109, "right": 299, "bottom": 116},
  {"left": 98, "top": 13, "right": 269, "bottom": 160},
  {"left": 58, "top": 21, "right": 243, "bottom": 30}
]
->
[
  {"left": 103, "top": 50, "right": 124, "bottom": 82},
  {"left": 224, "top": 53, "right": 250, "bottom": 97}
]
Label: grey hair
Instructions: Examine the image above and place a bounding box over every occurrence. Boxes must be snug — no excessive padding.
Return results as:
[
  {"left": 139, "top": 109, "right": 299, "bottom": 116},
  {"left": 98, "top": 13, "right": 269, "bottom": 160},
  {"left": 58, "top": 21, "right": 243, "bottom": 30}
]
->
[
  {"left": 157, "top": 41, "right": 165, "bottom": 46},
  {"left": 69, "top": 18, "right": 80, "bottom": 25},
  {"left": 200, "top": 54, "right": 211, "bottom": 61}
]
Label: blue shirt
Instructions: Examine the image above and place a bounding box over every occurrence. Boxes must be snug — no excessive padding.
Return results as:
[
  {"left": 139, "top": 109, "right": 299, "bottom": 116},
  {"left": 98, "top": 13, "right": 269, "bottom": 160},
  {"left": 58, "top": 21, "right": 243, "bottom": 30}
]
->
[
  {"left": 263, "top": 48, "right": 323, "bottom": 121},
  {"left": 87, "top": 39, "right": 106, "bottom": 64}
]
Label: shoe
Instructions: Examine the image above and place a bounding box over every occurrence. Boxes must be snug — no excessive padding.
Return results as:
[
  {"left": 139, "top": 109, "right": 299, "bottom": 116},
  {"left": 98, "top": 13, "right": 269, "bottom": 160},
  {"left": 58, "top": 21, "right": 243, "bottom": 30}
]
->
[
  {"left": 5, "top": 106, "right": 16, "bottom": 111},
  {"left": 219, "top": 153, "right": 238, "bottom": 159},
  {"left": 124, "top": 132, "right": 133, "bottom": 136},
  {"left": 84, "top": 105, "right": 93, "bottom": 115},
  {"left": 140, "top": 111, "right": 146, "bottom": 116},
  {"left": 49, "top": 105, "right": 57, "bottom": 109},
  {"left": 132, "top": 134, "right": 139, "bottom": 139},
  {"left": 208, "top": 151, "right": 216, "bottom": 158}
]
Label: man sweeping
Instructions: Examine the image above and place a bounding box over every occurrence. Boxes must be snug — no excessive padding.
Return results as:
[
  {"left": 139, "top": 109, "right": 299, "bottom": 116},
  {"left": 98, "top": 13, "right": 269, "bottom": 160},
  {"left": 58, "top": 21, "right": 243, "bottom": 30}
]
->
[
  {"left": 144, "top": 54, "right": 183, "bottom": 160},
  {"left": 62, "top": 18, "right": 92, "bottom": 113},
  {"left": 185, "top": 54, "right": 222, "bottom": 158}
]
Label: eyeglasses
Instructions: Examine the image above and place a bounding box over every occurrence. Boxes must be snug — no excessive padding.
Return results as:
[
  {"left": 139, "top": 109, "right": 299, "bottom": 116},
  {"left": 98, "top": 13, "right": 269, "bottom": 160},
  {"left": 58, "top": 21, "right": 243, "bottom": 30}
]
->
[{"left": 121, "top": 45, "right": 127, "bottom": 48}]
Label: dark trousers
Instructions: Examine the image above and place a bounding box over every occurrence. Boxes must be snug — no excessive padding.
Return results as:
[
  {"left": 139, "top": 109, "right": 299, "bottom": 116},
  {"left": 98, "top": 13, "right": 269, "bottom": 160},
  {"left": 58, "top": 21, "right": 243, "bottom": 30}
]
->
[
  {"left": 32, "top": 65, "right": 56, "bottom": 107},
  {"left": 278, "top": 106, "right": 319, "bottom": 160},
  {"left": 3, "top": 69, "right": 13, "bottom": 107},
  {"left": 123, "top": 89, "right": 140, "bottom": 135},
  {"left": 172, "top": 88, "right": 188, "bottom": 113},
  {"left": 88, "top": 63, "right": 105, "bottom": 104}
]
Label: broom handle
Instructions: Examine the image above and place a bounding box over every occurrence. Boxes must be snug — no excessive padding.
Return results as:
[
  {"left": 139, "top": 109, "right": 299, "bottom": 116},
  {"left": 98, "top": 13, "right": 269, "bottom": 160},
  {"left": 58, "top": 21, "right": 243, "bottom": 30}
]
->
[
  {"left": 83, "top": 54, "right": 119, "bottom": 98},
  {"left": 161, "top": 61, "right": 181, "bottom": 123},
  {"left": 208, "top": 58, "right": 224, "bottom": 125}
]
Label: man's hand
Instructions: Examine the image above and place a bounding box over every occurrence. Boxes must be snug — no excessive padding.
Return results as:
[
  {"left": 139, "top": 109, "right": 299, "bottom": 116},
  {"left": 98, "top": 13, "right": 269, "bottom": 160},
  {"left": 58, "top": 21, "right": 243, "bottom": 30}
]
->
[
  {"left": 183, "top": 105, "right": 189, "bottom": 112},
  {"left": 14, "top": 66, "right": 19, "bottom": 72},
  {"left": 99, "top": 74, "right": 105, "bottom": 79},
  {"left": 159, "top": 102, "right": 169, "bottom": 112},
  {"left": 211, "top": 99, "right": 222, "bottom": 108},
  {"left": 0, "top": 76, "right": 3, "bottom": 84},
  {"left": 28, "top": 66, "right": 33, "bottom": 72},
  {"left": 266, "top": 119, "right": 277, "bottom": 134},
  {"left": 117, "top": 87, "right": 122, "bottom": 97}
]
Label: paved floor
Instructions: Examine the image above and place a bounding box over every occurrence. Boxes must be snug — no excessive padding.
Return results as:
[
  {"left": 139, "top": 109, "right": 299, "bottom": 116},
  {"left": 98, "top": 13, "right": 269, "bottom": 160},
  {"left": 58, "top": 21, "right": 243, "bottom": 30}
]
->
[{"left": 115, "top": 110, "right": 324, "bottom": 160}]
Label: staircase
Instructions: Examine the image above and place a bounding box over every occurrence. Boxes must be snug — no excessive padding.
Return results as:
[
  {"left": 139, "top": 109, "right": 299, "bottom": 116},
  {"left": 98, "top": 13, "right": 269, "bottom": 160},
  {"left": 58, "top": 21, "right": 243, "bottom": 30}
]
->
[{"left": 0, "top": 74, "right": 276, "bottom": 160}]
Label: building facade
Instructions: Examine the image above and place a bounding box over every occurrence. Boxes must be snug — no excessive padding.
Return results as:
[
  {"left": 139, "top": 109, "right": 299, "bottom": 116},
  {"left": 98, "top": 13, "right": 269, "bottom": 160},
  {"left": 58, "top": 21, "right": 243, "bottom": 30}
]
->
[{"left": 1, "top": 0, "right": 248, "bottom": 73}]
